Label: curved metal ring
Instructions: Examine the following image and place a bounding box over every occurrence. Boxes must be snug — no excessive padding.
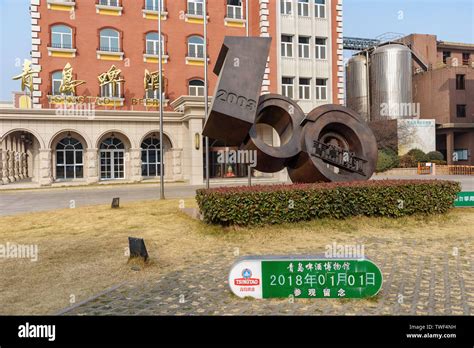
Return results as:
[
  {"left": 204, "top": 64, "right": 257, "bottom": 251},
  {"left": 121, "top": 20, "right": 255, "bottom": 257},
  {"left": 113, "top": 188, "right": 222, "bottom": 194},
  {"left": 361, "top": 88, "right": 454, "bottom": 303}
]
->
[
  {"left": 288, "top": 104, "right": 378, "bottom": 182},
  {"left": 241, "top": 94, "right": 306, "bottom": 173}
]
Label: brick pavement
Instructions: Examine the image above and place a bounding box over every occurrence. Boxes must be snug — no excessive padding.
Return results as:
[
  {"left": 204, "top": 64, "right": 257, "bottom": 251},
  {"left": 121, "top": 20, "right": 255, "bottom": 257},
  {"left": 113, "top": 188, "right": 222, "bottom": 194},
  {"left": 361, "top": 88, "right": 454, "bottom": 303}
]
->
[{"left": 60, "top": 236, "right": 473, "bottom": 316}]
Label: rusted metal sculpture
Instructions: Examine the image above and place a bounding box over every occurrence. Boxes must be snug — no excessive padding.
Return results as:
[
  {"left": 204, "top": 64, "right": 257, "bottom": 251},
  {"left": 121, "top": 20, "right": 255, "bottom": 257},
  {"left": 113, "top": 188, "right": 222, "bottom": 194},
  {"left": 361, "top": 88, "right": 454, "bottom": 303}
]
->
[
  {"left": 203, "top": 37, "right": 272, "bottom": 145},
  {"left": 202, "top": 37, "right": 378, "bottom": 183}
]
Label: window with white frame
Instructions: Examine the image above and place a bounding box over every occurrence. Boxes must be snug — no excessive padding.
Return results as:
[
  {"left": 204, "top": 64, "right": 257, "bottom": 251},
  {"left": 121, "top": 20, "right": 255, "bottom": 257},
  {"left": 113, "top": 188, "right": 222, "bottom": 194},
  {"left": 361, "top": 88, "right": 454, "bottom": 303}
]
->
[
  {"left": 146, "top": 32, "right": 164, "bottom": 55},
  {"left": 280, "top": 0, "right": 292, "bottom": 15},
  {"left": 187, "top": 0, "right": 203, "bottom": 16},
  {"left": 298, "top": 36, "right": 310, "bottom": 58},
  {"left": 188, "top": 36, "right": 204, "bottom": 58},
  {"left": 100, "top": 28, "right": 120, "bottom": 52},
  {"left": 315, "top": 0, "right": 326, "bottom": 18},
  {"left": 281, "top": 35, "right": 293, "bottom": 58},
  {"left": 145, "top": 0, "right": 164, "bottom": 11},
  {"left": 315, "top": 78, "right": 327, "bottom": 100},
  {"left": 227, "top": 0, "right": 243, "bottom": 19},
  {"left": 315, "top": 37, "right": 327, "bottom": 59},
  {"left": 298, "top": 0, "right": 309, "bottom": 17},
  {"left": 56, "top": 137, "right": 84, "bottom": 180},
  {"left": 299, "top": 78, "right": 311, "bottom": 100},
  {"left": 282, "top": 77, "right": 294, "bottom": 99},
  {"left": 99, "top": 0, "right": 120, "bottom": 7},
  {"left": 52, "top": 71, "right": 63, "bottom": 95},
  {"left": 100, "top": 81, "right": 122, "bottom": 98},
  {"left": 51, "top": 25, "right": 73, "bottom": 49},
  {"left": 189, "top": 79, "right": 205, "bottom": 96}
]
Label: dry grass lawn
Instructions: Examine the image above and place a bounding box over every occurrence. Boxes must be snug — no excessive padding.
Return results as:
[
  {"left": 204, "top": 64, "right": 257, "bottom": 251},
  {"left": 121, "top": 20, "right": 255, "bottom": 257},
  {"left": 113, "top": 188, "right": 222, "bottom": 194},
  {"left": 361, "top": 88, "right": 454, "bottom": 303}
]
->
[{"left": 0, "top": 198, "right": 472, "bottom": 315}]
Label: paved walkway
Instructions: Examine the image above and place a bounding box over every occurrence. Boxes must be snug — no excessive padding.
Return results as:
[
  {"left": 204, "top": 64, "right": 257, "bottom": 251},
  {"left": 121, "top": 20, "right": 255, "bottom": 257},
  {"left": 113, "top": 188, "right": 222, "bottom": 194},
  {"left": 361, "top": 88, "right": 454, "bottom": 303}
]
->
[
  {"left": 60, "top": 236, "right": 473, "bottom": 316},
  {"left": 0, "top": 176, "right": 472, "bottom": 217},
  {"left": 0, "top": 179, "right": 277, "bottom": 216}
]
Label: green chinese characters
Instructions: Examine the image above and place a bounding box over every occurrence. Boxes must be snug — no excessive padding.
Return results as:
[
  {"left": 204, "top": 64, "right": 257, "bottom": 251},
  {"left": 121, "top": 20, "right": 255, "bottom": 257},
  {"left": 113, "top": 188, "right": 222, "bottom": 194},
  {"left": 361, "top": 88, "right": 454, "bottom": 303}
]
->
[{"left": 261, "top": 259, "right": 383, "bottom": 299}]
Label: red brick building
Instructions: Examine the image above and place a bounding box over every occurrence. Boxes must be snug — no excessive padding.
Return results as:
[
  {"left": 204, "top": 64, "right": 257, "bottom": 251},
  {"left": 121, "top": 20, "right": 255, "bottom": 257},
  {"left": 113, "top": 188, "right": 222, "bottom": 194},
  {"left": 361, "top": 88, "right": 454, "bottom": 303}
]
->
[
  {"left": 32, "top": 0, "right": 279, "bottom": 110},
  {"left": 401, "top": 34, "right": 474, "bottom": 165},
  {"left": 1, "top": 0, "right": 343, "bottom": 187}
]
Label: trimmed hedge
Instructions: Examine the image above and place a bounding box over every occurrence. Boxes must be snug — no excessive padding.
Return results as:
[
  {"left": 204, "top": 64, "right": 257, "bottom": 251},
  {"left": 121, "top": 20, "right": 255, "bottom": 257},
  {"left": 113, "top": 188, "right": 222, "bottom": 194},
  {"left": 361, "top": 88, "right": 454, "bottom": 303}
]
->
[{"left": 196, "top": 180, "right": 460, "bottom": 226}]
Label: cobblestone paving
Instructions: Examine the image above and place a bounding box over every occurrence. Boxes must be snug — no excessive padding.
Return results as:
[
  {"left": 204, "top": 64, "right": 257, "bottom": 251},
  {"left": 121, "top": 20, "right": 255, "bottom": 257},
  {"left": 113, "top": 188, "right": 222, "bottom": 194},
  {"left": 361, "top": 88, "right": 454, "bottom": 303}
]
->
[{"left": 62, "top": 237, "right": 473, "bottom": 316}]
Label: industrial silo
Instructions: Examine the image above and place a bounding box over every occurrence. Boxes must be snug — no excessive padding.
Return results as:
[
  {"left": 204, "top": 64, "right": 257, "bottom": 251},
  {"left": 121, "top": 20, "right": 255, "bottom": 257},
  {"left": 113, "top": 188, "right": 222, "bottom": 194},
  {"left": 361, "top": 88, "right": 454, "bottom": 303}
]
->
[
  {"left": 346, "top": 55, "right": 369, "bottom": 121},
  {"left": 370, "top": 44, "right": 413, "bottom": 120}
]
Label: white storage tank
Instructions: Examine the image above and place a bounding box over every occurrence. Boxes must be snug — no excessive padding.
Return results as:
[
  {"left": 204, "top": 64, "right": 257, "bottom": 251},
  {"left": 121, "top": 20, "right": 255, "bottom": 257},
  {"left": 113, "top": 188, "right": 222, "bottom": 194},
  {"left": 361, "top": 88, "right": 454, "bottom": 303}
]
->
[
  {"left": 346, "top": 54, "right": 369, "bottom": 121},
  {"left": 370, "top": 44, "right": 413, "bottom": 120}
]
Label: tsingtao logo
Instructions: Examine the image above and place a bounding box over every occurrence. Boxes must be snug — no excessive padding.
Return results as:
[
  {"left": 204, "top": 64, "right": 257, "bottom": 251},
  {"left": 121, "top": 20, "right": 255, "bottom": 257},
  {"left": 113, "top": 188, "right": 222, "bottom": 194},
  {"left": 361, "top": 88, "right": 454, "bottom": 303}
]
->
[{"left": 234, "top": 268, "right": 260, "bottom": 286}]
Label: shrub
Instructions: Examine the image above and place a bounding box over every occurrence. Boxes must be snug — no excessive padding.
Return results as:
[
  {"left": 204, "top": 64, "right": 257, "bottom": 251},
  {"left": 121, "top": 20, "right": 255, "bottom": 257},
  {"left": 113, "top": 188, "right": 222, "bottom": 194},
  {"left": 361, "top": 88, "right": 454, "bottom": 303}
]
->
[
  {"left": 376, "top": 148, "right": 399, "bottom": 172},
  {"left": 376, "top": 151, "right": 393, "bottom": 173},
  {"left": 399, "top": 154, "right": 417, "bottom": 168},
  {"left": 427, "top": 151, "right": 444, "bottom": 161},
  {"left": 196, "top": 180, "right": 460, "bottom": 226},
  {"left": 431, "top": 160, "right": 447, "bottom": 165},
  {"left": 407, "top": 148, "right": 429, "bottom": 163}
]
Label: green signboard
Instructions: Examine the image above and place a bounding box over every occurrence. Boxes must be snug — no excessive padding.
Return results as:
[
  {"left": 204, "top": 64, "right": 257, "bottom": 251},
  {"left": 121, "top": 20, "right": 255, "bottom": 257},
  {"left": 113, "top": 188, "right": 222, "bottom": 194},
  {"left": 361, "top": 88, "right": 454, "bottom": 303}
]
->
[
  {"left": 454, "top": 192, "right": 474, "bottom": 207},
  {"left": 229, "top": 257, "right": 383, "bottom": 299}
]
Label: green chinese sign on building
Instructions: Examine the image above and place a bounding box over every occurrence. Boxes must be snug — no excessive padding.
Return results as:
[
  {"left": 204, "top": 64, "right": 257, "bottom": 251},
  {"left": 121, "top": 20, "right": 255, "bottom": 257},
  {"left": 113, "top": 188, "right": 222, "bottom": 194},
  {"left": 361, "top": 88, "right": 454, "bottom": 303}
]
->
[
  {"left": 454, "top": 192, "right": 474, "bottom": 207},
  {"left": 229, "top": 257, "right": 383, "bottom": 299}
]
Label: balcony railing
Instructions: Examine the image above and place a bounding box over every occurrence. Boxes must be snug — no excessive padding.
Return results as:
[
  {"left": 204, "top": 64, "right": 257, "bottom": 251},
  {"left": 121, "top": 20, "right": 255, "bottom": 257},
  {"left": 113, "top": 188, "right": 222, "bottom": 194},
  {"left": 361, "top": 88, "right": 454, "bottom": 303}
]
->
[
  {"left": 99, "top": 0, "right": 119, "bottom": 7},
  {"left": 99, "top": 46, "right": 121, "bottom": 52},
  {"left": 146, "top": 48, "right": 159, "bottom": 55},
  {"left": 49, "top": 0, "right": 76, "bottom": 3},
  {"left": 227, "top": 5, "right": 243, "bottom": 19},
  {"left": 144, "top": 4, "right": 163, "bottom": 11},
  {"left": 51, "top": 43, "right": 73, "bottom": 49}
]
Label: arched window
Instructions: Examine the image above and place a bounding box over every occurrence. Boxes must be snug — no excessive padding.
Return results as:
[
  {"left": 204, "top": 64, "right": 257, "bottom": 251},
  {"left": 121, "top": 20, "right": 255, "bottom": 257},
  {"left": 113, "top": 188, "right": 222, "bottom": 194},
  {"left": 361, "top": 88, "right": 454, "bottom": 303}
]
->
[
  {"left": 100, "top": 28, "right": 120, "bottom": 52},
  {"left": 141, "top": 137, "right": 163, "bottom": 177},
  {"left": 189, "top": 79, "right": 204, "bottom": 96},
  {"left": 100, "top": 137, "right": 125, "bottom": 180},
  {"left": 52, "top": 71, "right": 63, "bottom": 96},
  {"left": 100, "top": 138, "right": 125, "bottom": 150},
  {"left": 99, "top": 66, "right": 124, "bottom": 98},
  {"left": 146, "top": 32, "right": 164, "bottom": 55},
  {"left": 187, "top": 0, "right": 203, "bottom": 16},
  {"left": 51, "top": 25, "right": 73, "bottom": 49},
  {"left": 56, "top": 137, "right": 84, "bottom": 180},
  {"left": 188, "top": 36, "right": 204, "bottom": 58},
  {"left": 145, "top": 0, "right": 164, "bottom": 11}
]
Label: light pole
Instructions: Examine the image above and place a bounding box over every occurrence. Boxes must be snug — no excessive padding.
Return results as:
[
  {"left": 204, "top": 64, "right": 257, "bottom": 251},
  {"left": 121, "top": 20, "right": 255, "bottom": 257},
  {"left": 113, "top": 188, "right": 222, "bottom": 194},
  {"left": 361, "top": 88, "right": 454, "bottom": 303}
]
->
[
  {"left": 246, "top": 0, "right": 251, "bottom": 187},
  {"left": 204, "top": 0, "right": 210, "bottom": 189},
  {"left": 158, "top": 0, "right": 165, "bottom": 199}
]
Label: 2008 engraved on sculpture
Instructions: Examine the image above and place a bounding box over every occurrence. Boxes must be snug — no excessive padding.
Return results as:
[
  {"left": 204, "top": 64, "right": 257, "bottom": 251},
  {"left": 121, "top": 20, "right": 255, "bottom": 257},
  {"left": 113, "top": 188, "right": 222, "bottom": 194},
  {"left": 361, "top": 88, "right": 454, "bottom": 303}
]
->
[
  {"left": 203, "top": 37, "right": 378, "bottom": 183},
  {"left": 216, "top": 89, "right": 257, "bottom": 112}
]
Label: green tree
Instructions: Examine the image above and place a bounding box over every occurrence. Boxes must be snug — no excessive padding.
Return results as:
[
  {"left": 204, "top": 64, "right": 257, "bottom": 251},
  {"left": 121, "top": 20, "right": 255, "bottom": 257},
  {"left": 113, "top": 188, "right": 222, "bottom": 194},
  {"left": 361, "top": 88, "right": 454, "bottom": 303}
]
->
[
  {"left": 427, "top": 151, "right": 444, "bottom": 161},
  {"left": 407, "top": 149, "right": 428, "bottom": 163}
]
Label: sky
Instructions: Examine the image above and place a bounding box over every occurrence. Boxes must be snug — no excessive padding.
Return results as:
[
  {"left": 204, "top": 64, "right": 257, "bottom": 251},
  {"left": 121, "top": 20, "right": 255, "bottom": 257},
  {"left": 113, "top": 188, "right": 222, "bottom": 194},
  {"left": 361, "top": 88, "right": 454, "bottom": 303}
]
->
[{"left": 0, "top": 0, "right": 473, "bottom": 100}]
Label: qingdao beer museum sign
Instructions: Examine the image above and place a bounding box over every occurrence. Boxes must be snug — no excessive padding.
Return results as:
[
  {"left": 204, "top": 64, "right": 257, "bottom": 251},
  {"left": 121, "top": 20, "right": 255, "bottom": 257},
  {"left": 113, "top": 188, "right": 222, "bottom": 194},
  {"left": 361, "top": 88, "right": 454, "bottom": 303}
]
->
[{"left": 229, "top": 257, "right": 383, "bottom": 299}]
